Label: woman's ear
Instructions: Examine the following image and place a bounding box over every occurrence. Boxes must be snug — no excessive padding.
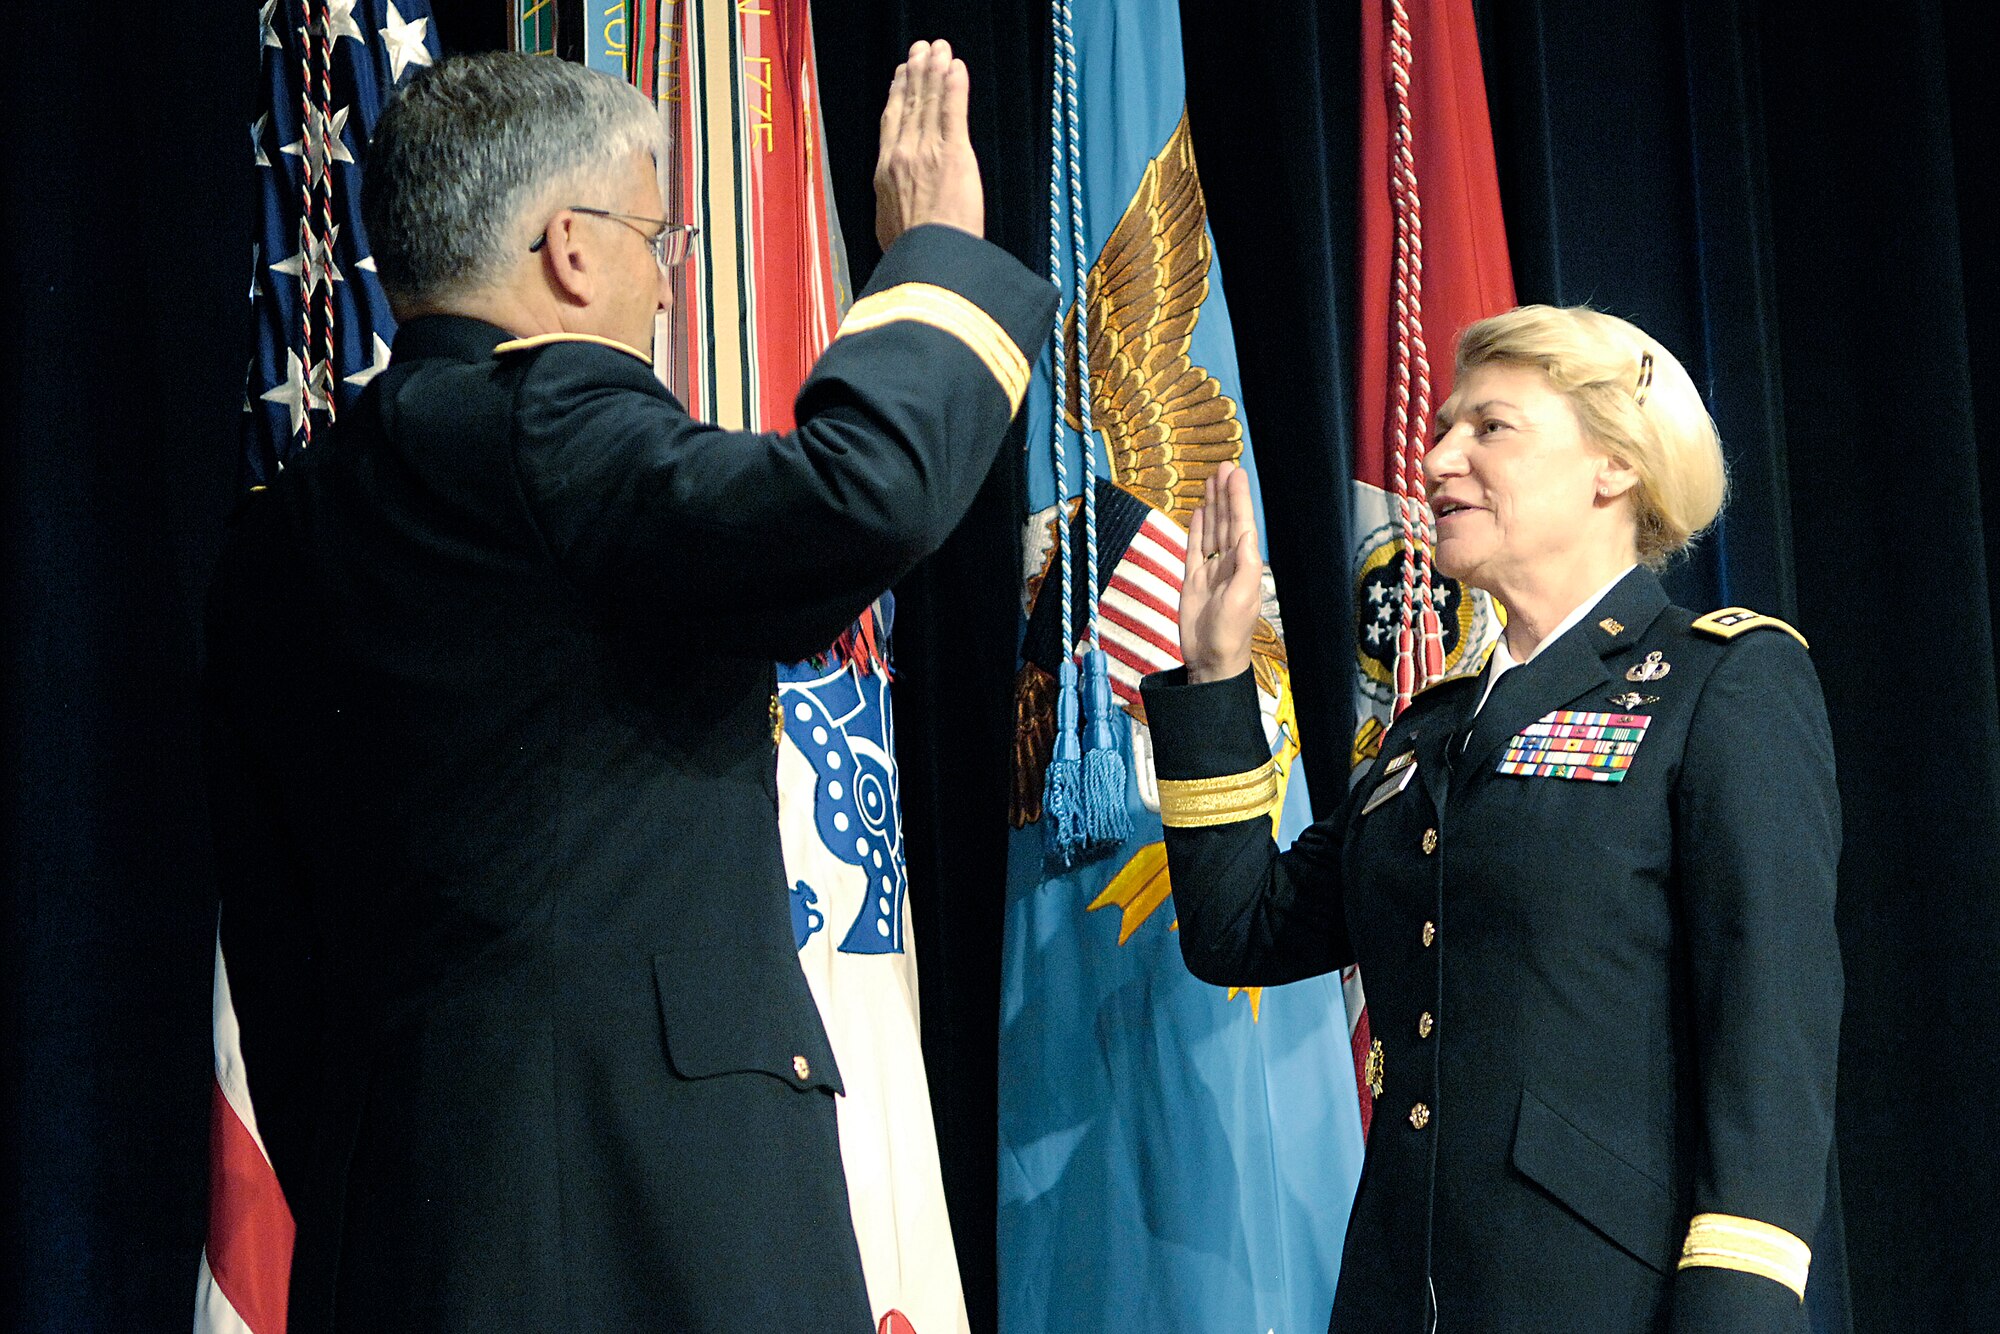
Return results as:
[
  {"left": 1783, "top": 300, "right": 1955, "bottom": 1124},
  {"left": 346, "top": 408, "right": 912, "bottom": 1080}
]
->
[{"left": 1595, "top": 455, "right": 1642, "bottom": 503}]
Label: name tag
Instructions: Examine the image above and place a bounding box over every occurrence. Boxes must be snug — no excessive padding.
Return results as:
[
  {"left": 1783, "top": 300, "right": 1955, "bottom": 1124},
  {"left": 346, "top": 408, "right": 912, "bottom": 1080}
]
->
[
  {"left": 1496, "top": 710, "right": 1652, "bottom": 783},
  {"left": 1361, "top": 762, "right": 1417, "bottom": 814}
]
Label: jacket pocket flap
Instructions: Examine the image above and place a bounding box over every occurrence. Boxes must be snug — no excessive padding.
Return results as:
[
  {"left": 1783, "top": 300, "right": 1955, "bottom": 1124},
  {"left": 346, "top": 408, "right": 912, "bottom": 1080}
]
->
[
  {"left": 1511, "top": 1086, "right": 1677, "bottom": 1273},
  {"left": 652, "top": 950, "right": 842, "bottom": 1094}
]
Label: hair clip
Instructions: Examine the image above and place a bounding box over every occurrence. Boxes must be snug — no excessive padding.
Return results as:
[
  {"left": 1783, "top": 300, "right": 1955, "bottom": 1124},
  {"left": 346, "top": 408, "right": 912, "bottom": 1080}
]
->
[{"left": 1634, "top": 351, "right": 1655, "bottom": 407}]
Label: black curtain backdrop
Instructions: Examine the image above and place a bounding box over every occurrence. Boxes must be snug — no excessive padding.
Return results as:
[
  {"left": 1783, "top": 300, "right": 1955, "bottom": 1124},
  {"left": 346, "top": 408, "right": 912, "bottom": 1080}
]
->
[
  {"left": 5, "top": 2, "right": 1996, "bottom": 1330},
  {"left": 1468, "top": 4, "right": 2000, "bottom": 1326},
  {"left": 1, "top": 3, "right": 251, "bottom": 1329}
]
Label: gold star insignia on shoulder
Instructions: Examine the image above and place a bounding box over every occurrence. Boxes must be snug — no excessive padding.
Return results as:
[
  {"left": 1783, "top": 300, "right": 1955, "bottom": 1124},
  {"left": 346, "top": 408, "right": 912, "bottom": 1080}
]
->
[{"left": 1691, "top": 607, "right": 1810, "bottom": 648}]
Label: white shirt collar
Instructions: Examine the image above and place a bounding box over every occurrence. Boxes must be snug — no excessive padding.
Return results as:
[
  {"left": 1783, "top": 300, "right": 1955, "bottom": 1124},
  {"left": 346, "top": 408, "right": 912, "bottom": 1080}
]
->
[{"left": 1473, "top": 564, "right": 1638, "bottom": 718}]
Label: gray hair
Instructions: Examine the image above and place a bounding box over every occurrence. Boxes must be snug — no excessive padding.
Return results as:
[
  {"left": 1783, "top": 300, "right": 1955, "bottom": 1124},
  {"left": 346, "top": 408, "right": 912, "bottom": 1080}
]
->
[{"left": 362, "top": 52, "right": 667, "bottom": 308}]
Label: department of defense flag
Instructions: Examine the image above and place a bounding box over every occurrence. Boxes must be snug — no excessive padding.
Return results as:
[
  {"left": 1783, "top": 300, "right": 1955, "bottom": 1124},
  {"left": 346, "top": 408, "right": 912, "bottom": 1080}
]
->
[{"left": 1000, "top": 3, "right": 1362, "bottom": 1329}]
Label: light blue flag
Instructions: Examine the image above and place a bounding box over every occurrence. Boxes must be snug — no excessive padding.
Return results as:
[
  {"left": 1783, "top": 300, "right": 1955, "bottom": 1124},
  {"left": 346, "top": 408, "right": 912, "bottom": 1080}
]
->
[{"left": 998, "top": 3, "right": 1365, "bottom": 1331}]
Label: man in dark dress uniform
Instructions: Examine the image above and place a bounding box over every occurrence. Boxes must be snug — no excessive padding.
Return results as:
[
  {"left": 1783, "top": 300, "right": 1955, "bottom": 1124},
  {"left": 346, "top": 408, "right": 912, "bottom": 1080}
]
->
[{"left": 203, "top": 46, "right": 1054, "bottom": 1333}]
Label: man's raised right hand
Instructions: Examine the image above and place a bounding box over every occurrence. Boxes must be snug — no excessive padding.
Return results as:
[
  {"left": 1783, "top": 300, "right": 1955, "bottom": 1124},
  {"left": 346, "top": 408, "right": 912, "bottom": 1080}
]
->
[{"left": 874, "top": 39, "right": 985, "bottom": 253}]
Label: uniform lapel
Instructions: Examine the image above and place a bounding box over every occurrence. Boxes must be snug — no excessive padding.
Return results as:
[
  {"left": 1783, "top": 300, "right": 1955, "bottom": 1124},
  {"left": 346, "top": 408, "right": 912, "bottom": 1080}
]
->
[
  {"left": 1459, "top": 568, "right": 1672, "bottom": 780},
  {"left": 1412, "top": 682, "right": 1474, "bottom": 812},
  {"left": 1458, "top": 631, "right": 1609, "bottom": 778}
]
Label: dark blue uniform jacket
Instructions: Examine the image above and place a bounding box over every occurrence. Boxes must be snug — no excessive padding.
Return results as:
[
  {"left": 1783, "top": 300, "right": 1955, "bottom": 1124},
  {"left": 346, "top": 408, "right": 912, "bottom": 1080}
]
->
[
  {"left": 1143, "top": 567, "right": 1842, "bottom": 1334},
  {"left": 204, "top": 225, "right": 1055, "bottom": 1334}
]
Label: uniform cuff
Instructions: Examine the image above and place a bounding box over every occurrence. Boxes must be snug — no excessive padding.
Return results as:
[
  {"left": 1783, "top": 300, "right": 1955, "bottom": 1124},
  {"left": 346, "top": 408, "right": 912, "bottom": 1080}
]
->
[
  {"left": 1669, "top": 1262, "right": 1813, "bottom": 1333},
  {"left": 1139, "top": 666, "right": 1270, "bottom": 781}
]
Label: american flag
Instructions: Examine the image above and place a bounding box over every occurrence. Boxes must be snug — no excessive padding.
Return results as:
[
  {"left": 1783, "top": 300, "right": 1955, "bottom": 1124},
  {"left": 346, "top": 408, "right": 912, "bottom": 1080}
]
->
[
  {"left": 201, "top": 6, "right": 439, "bottom": 1332},
  {"left": 1094, "top": 504, "right": 1190, "bottom": 712},
  {"left": 1019, "top": 480, "right": 1191, "bottom": 714},
  {"left": 243, "top": 0, "right": 438, "bottom": 483}
]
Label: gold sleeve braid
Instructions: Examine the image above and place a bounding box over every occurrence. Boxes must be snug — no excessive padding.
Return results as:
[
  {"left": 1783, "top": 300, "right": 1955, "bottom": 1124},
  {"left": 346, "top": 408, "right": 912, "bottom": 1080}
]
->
[
  {"left": 836, "top": 283, "right": 1030, "bottom": 416},
  {"left": 1677, "top": 1212, "right": 1812, "bottom": 1301},
  {"left": 1157, "top": 759, "right": 1282, "bottom": 829}
]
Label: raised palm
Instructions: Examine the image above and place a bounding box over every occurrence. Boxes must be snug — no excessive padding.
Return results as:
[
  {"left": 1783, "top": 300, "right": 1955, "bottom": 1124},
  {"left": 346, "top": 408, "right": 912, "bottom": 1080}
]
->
[{"left": 1180, "top": 462, "right": 1264, "bottom": 684}]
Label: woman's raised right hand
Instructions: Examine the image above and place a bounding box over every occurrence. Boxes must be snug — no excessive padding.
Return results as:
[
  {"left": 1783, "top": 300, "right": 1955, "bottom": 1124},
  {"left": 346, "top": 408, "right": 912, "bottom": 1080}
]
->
[{"left": 1179, "top": 461, "right": 1264, "bottom": 684}]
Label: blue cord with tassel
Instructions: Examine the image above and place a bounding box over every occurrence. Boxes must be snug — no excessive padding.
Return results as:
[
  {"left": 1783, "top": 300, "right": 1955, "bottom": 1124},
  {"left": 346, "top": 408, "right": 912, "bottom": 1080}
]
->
[
  {"left": 1061, "top": 0, "right": 1129, "bottom": 856},
  {"left": 1044, "top": 658, "right": 1084, "bottom": 858},
  {"left": 1041, "top": 0, "right": 1084, "bottom": 867},
  {"left": 1041, "top": 0, "right": 1131, "bottom": 865},
  {"left": 1078, "top": 647, "right": 1132, "bottom": 849}
]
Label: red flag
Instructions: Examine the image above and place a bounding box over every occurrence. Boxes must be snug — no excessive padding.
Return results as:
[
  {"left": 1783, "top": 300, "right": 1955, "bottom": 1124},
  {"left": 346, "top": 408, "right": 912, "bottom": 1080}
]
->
[{"left": 1346, "top": 0, "right": 1515, "bottom": 1137}]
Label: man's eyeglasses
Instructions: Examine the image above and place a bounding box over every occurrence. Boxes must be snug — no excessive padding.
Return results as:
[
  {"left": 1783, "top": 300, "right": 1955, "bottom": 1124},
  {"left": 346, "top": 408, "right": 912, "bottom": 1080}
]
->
[{"left": 530, "top": 207, "right": 700, "bottom": 269}]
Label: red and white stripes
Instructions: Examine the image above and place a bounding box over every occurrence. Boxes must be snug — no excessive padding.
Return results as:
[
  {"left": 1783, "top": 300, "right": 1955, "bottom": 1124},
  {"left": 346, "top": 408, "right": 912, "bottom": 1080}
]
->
[
  {"left": 196, "top": 936, "right": 294, "bottom": 1334},
  {"left": 1094, "top": 509, "right": 1191, "bottom": 710}
]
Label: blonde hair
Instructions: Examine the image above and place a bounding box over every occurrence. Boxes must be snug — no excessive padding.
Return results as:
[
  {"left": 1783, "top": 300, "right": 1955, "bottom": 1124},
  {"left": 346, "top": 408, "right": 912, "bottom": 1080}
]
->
[{"left": 1444, "top": 305, "right": 1727, "bottom": 568}]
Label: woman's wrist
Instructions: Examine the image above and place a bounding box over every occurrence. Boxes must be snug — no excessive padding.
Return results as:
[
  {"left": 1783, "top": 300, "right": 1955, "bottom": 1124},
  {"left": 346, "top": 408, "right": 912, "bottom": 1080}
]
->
[{"left": 1185, "top": 655, "right": 1251, "bottom": 686}]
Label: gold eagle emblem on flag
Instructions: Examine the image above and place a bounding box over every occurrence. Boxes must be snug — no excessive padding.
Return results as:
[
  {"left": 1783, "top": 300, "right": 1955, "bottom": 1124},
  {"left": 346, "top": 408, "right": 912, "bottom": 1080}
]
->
[{"left": 1012, "top": 110, "right": 1290, "bottom": 831}]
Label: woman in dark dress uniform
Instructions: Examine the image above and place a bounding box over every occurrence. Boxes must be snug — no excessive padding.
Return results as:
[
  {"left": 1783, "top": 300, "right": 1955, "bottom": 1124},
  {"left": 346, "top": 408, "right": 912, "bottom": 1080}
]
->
[{"left": 1142, "top": 306, "right": 1840, "bottom": 1333}]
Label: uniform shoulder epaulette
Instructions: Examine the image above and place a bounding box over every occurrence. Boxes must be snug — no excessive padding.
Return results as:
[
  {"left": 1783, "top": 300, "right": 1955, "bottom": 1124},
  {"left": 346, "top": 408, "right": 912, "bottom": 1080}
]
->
[
  {"left": 1691, "top": 607, "right": 1809, "bottom": 649},
  {"left": 492, "top": 331, "right": 652, "bottom": 364}
]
